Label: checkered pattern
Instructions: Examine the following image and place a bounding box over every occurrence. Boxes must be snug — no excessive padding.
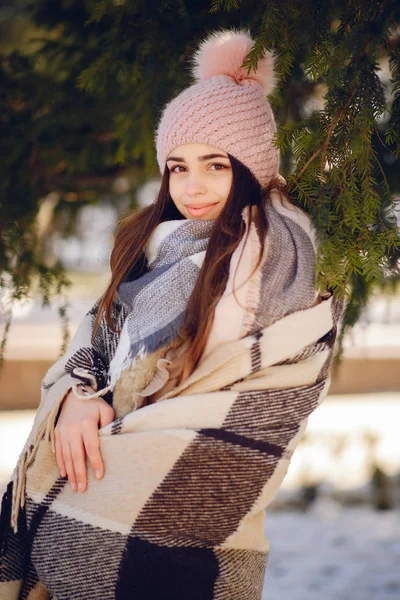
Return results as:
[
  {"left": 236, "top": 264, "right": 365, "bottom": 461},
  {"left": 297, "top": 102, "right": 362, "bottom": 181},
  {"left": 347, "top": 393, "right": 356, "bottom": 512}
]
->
[{"left": 0, "top": 292, "right": 342, "bottom": 599}]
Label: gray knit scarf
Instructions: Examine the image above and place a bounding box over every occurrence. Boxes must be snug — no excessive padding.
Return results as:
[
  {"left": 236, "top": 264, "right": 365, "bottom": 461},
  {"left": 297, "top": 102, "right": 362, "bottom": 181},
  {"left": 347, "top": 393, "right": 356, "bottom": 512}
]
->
[
  {"left": 108, "top": 218, "right": 215, "bottom": 389},
  {"left": 107, "top": 200, "right": 317, "bottom": 391}
]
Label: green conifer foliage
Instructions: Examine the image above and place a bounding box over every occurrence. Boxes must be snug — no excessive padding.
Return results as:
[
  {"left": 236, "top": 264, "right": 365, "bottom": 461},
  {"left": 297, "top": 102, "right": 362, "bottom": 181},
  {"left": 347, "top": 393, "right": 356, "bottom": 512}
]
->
[
  {"left": 0, "top": 0, "right": 399, "bottom": 367},
  {"left": 212, "top": 0, "right": 400, "bottom": 353}
]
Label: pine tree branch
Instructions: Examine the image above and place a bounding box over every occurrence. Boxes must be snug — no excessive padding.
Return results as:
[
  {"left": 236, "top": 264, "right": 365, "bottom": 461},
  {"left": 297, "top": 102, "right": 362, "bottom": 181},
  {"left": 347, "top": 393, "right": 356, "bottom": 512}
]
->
[
  {"left": 289, "top": 87, "right": 357, "bottom": 186},
  {"left": 290, "top": 0, "right": 392, "bottom": 187},
  {"left": 319, "top": 88, "right": 358, "bottom": 172},
  {"left": 291, "top": 147, "right": 322, "bottom": 185},
  {"left": 369, "top": 134, "right": 393, "bottom": 211},
  {"left": 374, "top": 125, "right": 393, "bottom": 154}
]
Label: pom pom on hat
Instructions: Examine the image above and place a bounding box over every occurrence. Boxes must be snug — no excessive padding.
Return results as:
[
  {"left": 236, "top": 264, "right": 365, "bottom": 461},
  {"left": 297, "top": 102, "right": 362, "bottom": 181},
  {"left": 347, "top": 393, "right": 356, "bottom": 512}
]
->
[{"left": 191, "top": 28, "right": 278, "bottom": 95}]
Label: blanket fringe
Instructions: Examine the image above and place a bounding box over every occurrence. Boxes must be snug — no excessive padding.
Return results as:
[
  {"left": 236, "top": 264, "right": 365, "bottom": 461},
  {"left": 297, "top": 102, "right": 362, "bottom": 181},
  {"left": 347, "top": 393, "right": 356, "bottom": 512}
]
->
[
  {"left": 10, "top": 384, "right": 76, "bottom": 535},
  {"left": 0, "top": 480, "right": 13, "bottom": 556},
  {"left": 70, "top": 366, "right": 113, "bottom": 400},
  {"left": 8, "top": 368, "right": 107, "bottom": 534},
  {"left": 10, "top": 418, "right": 45, "bottom": 534},
  {"left": 71, "top": 382, "right": 112, "bottom": 400},
  {"left": 63, "top": 366, "right": 102, "bottom": 400}
]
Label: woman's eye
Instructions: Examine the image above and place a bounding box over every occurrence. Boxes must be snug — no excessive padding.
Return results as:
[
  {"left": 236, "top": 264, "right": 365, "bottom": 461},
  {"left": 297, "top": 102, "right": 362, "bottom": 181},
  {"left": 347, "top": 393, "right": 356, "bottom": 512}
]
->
[
  {"left": 170, "top": 163, "right": 227, "bottom": 173},
  {"left": 171, "top": 165, "right": 185, "bottom": 173}
]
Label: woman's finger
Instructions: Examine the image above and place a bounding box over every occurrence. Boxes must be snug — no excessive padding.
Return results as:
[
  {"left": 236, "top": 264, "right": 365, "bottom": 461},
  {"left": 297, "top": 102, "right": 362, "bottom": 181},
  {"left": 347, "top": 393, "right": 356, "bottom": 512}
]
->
[
  {"left": 61, "top": 437, "right": 78, "bottom": 492},
  {"left": 54, "top": 432, "right": 66, "bottom": 477},
  {"left": 81, "top": 419, "right": 104, "bottom": 480},
  {"left": 69, "top": 431, "right": 88, "bottom": 493}
]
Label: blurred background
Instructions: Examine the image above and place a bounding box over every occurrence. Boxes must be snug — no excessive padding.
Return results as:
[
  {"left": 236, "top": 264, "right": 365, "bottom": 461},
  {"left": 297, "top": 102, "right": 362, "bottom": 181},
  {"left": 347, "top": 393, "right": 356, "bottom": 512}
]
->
[{"left": 0, "top": 2, "right": 399, "bottom": 599}]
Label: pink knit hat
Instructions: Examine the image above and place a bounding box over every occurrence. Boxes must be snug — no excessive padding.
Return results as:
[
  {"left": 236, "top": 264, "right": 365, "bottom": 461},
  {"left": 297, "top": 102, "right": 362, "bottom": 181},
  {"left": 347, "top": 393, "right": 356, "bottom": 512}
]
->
[{"left": 155, "top": 28, "right": 281, "bottom": 189}]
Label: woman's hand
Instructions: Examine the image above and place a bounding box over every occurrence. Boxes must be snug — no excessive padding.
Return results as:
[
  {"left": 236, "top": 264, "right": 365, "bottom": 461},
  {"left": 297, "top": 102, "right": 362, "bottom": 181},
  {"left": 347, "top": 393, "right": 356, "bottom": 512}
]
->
[{"left": 54, "top": 387, "right": 115, "bottom": 493}]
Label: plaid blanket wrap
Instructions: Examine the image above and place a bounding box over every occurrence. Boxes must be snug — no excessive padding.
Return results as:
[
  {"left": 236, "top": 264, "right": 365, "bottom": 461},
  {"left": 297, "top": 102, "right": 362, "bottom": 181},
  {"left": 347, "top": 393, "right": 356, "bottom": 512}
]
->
[{"left": 0, "top": 191, "right": 344, "bottom": 600}]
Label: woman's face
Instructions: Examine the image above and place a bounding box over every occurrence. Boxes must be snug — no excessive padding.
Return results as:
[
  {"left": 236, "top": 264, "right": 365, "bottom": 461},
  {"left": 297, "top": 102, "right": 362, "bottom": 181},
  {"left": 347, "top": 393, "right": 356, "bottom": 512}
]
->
[{"left": 166, "top": 143, "right": 233, "bottom": 220}]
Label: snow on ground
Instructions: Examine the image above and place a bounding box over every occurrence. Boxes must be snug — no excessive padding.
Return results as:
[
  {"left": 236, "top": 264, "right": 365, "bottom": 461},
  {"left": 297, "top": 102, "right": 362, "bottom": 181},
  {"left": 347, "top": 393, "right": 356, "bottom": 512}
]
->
[{"left": 263, "top": 500, "right": 400, "bottom": 599}]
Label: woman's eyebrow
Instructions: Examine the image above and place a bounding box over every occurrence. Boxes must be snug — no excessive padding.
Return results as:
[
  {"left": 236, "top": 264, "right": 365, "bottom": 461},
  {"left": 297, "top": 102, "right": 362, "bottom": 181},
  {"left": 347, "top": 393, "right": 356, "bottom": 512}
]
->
[{"left": 166, "top": 153, "right": 229, "bottom": 162}]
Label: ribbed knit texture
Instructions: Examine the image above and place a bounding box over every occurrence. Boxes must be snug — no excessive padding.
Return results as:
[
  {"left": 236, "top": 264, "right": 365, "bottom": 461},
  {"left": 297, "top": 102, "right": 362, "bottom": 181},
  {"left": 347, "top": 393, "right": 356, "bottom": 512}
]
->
[{"left": 155, "top": 30, "right": 281, "bottom": 188}]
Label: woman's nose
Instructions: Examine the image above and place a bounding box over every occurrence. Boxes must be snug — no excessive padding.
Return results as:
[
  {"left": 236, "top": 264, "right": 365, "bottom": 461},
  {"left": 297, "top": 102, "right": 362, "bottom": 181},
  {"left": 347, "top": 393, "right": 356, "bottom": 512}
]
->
[{"left": 185, "top": 173, "right": 207, "bottom": 195}]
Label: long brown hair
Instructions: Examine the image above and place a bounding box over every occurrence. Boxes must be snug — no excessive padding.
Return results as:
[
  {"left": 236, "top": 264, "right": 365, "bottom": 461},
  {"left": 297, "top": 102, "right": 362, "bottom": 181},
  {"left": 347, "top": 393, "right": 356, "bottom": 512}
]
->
[{"left": 93, "top": 155, "right": 285, "bottom": 386}]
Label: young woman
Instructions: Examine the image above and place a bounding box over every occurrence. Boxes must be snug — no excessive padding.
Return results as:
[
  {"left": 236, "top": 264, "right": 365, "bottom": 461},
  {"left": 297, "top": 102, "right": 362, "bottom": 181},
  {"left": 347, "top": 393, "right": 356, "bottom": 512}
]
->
[
  {"left": 0, "top": 29, "right": 343, "bottom": 600},
  {"left": 53, "top": 141, "right": 252, "bottom": 494}
]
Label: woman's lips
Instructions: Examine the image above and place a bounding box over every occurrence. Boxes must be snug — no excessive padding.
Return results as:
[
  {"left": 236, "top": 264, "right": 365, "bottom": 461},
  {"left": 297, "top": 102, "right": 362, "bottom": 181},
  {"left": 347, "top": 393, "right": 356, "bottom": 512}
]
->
[{"left": 185, "top": 203, "right": 218, "bottom": 217}]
